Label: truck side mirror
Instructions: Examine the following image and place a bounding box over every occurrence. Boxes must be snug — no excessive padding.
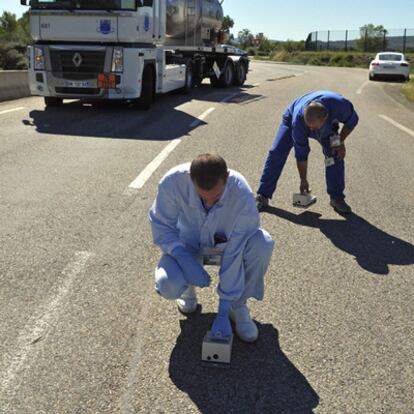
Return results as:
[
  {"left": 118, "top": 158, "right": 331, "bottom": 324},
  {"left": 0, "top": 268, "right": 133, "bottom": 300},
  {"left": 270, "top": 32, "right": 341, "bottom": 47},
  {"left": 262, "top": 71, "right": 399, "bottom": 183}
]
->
[{"left": 20, "top": 0, "right": 28, "bottom": 5}]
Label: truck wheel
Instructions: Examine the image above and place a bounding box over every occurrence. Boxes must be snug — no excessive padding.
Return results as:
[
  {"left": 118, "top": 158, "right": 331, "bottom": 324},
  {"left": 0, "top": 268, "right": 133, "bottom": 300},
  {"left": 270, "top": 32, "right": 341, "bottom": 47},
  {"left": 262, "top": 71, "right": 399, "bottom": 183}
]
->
[
  {"left": 137, "top": 66, "right": 155, "bottom": 110},
  {"left": 233, "top": 62, "right": 246, "bottom": 86},
  {"left": 219, "top": 60, "right": 234, "bottom": 88},
  {"left": 210, "top": 60, "right": 234, "bottom": 88},
  {"left": 44, "top": 97, "right": 63, "bottom": 107},
  {"left": 180, "top": 61, "right": 193, "bottom": 94}
]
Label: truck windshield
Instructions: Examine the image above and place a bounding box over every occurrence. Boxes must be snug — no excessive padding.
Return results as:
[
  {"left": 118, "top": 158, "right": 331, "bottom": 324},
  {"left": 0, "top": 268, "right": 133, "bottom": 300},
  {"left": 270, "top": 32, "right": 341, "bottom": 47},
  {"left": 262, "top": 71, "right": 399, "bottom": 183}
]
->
[{"left": 31, "top": 0, "right": 136, "bottom": 11}]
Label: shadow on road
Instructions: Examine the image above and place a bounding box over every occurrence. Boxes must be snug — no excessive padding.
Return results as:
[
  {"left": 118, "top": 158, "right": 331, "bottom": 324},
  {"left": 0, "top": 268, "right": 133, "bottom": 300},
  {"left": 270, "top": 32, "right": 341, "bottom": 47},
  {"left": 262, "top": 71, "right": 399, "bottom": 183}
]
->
[
  {"left": 169, "top": 309, "right": 319, "bottom": 414},
  {"left": 22, "top": 84, "right": 264, "bottom": 141},
  {"left": 264, "top": 207, "right": 414, "bottom": 275}
]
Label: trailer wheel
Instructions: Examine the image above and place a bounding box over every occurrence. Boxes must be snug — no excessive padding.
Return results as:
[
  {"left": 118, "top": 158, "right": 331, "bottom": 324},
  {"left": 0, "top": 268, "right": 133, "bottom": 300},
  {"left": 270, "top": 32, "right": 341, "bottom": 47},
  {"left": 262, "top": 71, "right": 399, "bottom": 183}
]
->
[
  {"left": 210, "top": 59, "right": 234, "bottom": 88},
  {"left": 233, "top": 62, "right": 247, "bottom": 86},
  {"left": 137, "top": 66, "right": 155, "bottom": 110},
  {"left": 180, "top": 61, "right": 193, "bottom": 94},
  {"left": 44, "top": 97, "right": 63, "bottom": 107}
]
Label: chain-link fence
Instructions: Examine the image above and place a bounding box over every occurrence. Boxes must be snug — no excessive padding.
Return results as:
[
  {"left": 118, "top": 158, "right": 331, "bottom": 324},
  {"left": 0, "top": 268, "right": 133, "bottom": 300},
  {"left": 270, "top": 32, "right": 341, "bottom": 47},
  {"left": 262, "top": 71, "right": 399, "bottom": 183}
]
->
[{"left": 306, "top": 29, "right": 414, "bottom": 53}]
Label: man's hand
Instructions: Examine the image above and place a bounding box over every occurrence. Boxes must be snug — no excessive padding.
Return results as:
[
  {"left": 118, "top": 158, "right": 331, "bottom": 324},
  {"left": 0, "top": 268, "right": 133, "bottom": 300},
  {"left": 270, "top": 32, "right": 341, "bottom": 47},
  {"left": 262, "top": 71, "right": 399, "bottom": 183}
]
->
[
  {"left": 333, "top": 144, "right": 346, "bottom": 160},
  {"left": 211, "top": 299, "right": 233, "bottom": 338},
  {"left": 171, "top": 246, "right": 211, "bottom": 288},
  {"left": 300, "top": 179, "right": 311, "bottom": 194}
]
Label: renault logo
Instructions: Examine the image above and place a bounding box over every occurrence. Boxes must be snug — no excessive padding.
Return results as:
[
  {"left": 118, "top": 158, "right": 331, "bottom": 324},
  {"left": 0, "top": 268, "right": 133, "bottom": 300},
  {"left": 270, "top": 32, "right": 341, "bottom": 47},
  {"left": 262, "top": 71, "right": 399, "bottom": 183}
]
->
[{"left": 72, "top": 52, "right": 82, "bottom": 67}]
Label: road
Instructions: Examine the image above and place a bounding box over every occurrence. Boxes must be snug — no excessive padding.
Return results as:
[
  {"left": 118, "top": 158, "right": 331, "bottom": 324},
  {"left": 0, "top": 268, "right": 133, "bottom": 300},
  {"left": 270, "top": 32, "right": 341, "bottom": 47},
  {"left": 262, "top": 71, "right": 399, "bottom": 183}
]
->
[{"left": 0, "top": 61, "right": 413, "bottom": 414}]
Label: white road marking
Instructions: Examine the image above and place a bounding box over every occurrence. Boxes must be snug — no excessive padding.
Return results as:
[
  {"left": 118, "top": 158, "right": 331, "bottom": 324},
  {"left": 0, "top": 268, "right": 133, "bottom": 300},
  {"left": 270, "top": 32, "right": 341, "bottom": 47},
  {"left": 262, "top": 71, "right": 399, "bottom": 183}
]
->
[
  {"left": 379, "top": 114, "right": 414, "bottom": 138},
  {"left": 357, "top": 80, "right": 370, "bottom": 95},
  {"left": 128, "top": 139, "right": 182, "bottom": 190},
  {"left": 127, "top": 106, "right": 217, "bottom": 192},
  {"left": 189, "top": 107, "right": 216, "bottom": 127},
  {"left": 0, "top": 107, "right": 24, "bottom": 116},
  {"left": 0, "top": 252, "right": 92, "bottom": 404}
]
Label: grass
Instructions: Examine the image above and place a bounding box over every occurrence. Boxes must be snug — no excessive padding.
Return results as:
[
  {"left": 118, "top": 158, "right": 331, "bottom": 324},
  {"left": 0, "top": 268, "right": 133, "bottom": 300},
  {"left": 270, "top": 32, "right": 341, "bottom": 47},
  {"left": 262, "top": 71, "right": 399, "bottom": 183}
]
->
[{"left": 402, "top": 76, "right": 414, "bottom": 102}]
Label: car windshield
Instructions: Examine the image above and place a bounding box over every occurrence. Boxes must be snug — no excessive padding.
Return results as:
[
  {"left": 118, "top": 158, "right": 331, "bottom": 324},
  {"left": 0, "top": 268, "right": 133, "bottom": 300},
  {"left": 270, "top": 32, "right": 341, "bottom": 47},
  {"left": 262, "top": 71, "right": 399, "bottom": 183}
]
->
[
  {"left": 378, "top": 54, "right": 403, "bottom": 62},
  {"left": 31, "top": 0, "right": 136, "bottom": 11}
]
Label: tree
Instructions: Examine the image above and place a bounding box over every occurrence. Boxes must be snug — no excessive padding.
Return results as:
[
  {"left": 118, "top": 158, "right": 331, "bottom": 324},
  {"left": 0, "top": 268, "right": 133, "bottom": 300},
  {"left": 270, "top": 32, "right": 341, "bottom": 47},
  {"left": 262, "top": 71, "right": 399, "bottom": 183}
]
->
[
  {"left": 222, "top": 15, "right": 234, "bottom": 34},
  {"left": 0, "top": 12, "right": 18, "bottom": 41},
  {"left": 356, "top": 24, "right": 387, "bottom": 52},
  {"left": 238, "top": 28, "right": 254, "bottom": 49}
]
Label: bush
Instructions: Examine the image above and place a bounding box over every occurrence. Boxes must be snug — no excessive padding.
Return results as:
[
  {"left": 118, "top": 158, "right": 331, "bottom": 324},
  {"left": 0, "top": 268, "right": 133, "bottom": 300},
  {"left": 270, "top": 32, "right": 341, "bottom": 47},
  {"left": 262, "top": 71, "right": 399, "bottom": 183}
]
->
[
  {"left": 0, "top": 41, "right": 28, "bottom": 69},
  {"left": 247, "top": 47, "right": 256, "bottom": 56},
  {"left": 308, "top": 57, "right": 322, "bottom": 66}
]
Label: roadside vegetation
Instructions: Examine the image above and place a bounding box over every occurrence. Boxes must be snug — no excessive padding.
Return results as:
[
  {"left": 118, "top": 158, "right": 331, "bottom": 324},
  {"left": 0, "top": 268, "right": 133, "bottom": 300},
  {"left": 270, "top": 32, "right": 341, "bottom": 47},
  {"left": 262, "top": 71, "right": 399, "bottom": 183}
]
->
[
  {"left": 402, "top": 76, "right": 414, "bottom": 102},
  {"left": 0, "top": 11, "right": 31, "bottom": 70}
]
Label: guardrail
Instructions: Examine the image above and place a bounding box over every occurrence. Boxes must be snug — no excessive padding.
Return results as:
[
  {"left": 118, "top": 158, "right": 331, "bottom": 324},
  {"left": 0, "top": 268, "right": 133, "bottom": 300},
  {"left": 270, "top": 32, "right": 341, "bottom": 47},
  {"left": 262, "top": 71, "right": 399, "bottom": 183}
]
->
[{"left": 0, "top": 70, "right": 30, "bottom": 102}]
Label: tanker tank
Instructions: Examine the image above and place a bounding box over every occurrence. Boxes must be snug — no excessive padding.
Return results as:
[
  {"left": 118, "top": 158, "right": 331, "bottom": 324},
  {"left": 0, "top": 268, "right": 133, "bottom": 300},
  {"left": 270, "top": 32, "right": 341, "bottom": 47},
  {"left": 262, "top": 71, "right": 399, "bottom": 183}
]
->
[{"left": 164, "top": 0, "right": 224, "bottom": 46}]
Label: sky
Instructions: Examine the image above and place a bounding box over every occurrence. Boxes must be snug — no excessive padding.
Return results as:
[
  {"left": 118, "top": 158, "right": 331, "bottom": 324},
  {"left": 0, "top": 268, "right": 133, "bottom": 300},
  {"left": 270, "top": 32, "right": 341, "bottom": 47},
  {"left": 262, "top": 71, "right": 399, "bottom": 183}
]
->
[{"left": 1, "top": 0, "right": 414, "bottom": 41}]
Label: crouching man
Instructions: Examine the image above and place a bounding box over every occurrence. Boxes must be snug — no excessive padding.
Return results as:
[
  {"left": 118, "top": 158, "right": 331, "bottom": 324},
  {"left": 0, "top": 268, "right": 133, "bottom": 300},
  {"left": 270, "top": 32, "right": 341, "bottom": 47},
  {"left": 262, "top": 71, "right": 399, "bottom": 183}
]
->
[{"left": 149, "top": 154, "right": 275, "bottom": 342}]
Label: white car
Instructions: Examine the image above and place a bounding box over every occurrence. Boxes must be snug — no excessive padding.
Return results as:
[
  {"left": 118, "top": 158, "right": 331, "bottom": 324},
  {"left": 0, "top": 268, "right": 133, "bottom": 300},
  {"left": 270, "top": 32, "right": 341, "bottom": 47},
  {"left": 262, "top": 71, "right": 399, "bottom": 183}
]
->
[{"left": 369, "top": 52, "right": 410, "bottom": 82}]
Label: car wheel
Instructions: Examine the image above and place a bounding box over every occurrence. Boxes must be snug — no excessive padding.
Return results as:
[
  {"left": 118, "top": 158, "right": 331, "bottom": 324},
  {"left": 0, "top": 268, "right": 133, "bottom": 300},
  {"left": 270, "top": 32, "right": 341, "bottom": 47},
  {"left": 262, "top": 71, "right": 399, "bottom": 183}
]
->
[{"left": 369, "top": 73, "right": 375, "bottom": 81}]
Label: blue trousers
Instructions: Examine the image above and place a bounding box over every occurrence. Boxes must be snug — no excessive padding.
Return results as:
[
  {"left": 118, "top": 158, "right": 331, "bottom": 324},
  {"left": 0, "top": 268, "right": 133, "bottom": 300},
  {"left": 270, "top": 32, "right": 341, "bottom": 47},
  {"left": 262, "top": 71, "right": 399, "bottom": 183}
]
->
[
  {"left": 155, "top": 229, "right": 274, "bottom": 307},
  {"left": 258, "top": 116, "right": 345, "bottom": 201}
]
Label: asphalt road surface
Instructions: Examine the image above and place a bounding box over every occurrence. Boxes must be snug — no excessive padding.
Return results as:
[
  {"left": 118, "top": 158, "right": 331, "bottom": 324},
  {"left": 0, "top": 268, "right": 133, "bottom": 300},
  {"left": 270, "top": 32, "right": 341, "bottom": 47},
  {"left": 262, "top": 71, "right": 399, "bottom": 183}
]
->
[{"left": 1, "top": 61, "right": 413, "bottom": 414}]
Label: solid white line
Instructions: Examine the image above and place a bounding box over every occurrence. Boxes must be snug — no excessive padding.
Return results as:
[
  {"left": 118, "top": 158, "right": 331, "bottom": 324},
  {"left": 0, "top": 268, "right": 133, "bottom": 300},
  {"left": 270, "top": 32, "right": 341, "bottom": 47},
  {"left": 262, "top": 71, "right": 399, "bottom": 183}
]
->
[
  {"left": 379, "top": 114, "right": 414, "bottom": 138},
  {"left": 128, "top": 139, "right": 182, "bottom": 190},
  {"left": 0, "top": 252, "right": 92, "bottom": 404},
  {"left": 0, "top": 107, "right": 24, "bottom": 116},
  {"left": 189, "top": 107, "right": 216, "bottom": 128},
  {"left": 357, "top": 80, "right": 370, "bottom": 95}
]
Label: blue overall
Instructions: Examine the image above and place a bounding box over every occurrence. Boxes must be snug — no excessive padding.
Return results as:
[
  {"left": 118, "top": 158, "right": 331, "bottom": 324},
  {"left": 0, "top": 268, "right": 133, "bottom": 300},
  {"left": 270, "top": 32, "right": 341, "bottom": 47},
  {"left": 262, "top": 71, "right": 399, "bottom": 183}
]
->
[{"left": 258, "top": 90, "right": 359, "bottom": 201}]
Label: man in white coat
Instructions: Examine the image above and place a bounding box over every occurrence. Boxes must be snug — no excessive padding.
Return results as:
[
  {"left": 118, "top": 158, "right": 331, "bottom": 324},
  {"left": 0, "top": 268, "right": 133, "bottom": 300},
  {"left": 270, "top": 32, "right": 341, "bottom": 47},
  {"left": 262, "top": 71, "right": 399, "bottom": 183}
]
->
[{"left": 149, "top": 154, "right": 274, "bottom": 342}]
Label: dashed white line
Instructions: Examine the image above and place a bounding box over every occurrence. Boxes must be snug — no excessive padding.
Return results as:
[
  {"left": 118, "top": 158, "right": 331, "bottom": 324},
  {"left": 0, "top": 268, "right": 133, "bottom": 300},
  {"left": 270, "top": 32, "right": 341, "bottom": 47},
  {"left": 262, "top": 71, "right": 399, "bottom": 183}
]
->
[
  {"left": 128, "top": 139, "right": 182, "bottom": 190},
  {"left": 189, "top": 107, "right": 216, "bottom": 128},
  {"left": 379, "top": 114, "right": 414, "bottom": 138},
  {"left": 0, "top": 107, "right": 24, "bottom": 116},
  {"left": 357, "top": 80, "right": 370, "bottom": 95},
  {"left": 0, "top": 251, "right": 92, "bottom": 405}
]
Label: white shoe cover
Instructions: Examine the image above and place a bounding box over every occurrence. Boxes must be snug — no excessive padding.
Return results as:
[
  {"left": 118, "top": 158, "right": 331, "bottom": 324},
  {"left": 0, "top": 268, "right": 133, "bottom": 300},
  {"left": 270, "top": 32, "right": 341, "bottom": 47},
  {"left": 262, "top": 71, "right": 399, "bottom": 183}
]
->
[
  {"left": 230, "top": 304, "right": 259, "bottom": 342},
  {"left": 176, "top": 285, "right": 197, "bottom": 314}
]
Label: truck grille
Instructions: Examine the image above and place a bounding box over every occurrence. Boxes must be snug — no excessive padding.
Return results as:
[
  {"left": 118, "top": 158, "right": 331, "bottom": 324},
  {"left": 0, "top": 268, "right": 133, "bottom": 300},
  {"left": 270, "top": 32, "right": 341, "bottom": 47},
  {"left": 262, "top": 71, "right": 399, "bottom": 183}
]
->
[{"left": 50, "top": 50, "right": 106, "bottom": 80}]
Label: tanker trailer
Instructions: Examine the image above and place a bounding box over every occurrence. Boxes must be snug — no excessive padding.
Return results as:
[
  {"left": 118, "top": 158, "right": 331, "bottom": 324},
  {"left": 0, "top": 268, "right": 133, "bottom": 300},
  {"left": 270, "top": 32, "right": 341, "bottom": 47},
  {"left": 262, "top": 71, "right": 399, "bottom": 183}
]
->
[{"left": 23, "top": 0, "right": 249, "bottom": 109}]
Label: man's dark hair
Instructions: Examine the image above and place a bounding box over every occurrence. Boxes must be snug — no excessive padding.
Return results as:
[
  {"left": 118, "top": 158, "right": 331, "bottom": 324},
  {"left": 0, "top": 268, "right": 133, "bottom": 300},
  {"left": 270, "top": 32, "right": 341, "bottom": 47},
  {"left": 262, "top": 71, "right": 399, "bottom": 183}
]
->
[
  {"left": 304, "top": 102, "right": 328, "bottom": 125},
  {"left": 190, "top": 154, "right": 229, "bottom": 190}
]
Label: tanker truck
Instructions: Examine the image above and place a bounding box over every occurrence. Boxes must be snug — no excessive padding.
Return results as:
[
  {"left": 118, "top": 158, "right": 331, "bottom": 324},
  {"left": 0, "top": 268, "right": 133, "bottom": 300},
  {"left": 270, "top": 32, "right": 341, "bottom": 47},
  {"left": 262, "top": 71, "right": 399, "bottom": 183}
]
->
[{"left": 21, "top": 0, "right": 249, "bottom": 109}]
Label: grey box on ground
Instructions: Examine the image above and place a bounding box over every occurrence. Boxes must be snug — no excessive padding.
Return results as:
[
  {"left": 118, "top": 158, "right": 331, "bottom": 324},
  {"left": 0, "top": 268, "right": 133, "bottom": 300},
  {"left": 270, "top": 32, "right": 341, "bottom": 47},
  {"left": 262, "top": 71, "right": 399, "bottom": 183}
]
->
[{"left": 201, "top": 331, "right": 233, "bottom": 365}]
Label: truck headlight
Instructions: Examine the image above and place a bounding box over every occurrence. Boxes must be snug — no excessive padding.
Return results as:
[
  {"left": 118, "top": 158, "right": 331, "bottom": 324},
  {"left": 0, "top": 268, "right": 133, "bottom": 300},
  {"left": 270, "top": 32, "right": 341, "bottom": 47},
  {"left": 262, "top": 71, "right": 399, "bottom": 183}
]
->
[
  {"left": 112, "top": 47, "right": 124, "bottom": 73},
  {"left": 34, "top": 46, "right": 45, "bottom": 70}
]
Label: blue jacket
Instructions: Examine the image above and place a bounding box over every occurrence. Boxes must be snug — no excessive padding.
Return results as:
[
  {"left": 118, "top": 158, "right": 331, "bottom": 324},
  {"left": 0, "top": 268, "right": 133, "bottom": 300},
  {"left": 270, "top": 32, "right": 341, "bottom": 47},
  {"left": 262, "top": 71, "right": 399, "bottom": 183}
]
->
[{"left": 285, "top": 90, "right": 359, "bottom": 161}]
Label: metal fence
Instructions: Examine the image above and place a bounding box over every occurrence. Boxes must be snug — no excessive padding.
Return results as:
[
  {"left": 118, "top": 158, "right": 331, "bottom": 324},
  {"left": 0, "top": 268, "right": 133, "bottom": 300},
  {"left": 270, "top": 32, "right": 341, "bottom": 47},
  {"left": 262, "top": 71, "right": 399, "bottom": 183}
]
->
[{"left": 306, "top": 29, "right": 414, "bottom": 53}]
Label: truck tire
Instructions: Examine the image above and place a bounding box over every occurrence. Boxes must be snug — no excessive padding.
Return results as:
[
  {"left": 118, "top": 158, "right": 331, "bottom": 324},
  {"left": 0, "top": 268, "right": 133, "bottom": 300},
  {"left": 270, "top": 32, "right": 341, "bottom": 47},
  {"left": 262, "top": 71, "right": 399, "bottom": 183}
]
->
[
  {"left": 233, "top": 62, "right": 247, "bottom": 86},
  {"left": 44, "top": 97, "right": 63, "bottom": 107},
  {"left": 137, "top": 66, "right": 155, "bottom": 110},
  {"left": 180, "top": 61, "right": 193, "bottom": 94},
  {"left": 210, "top": 59, "right": 234, "bottom": 88}
]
